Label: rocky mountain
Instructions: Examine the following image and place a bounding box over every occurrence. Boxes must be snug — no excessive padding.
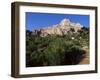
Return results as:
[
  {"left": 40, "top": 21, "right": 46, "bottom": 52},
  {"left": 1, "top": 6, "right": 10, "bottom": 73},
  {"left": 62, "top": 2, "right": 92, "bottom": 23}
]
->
[{"left": 32, "top": 18, "right": 83, "bottom": 37}]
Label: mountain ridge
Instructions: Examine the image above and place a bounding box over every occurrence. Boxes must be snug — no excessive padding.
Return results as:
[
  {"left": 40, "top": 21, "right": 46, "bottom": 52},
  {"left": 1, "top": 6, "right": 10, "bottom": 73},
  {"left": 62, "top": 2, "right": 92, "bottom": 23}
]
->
[{"left": 32, "top": 18, "right": 83, "bottom": 37}]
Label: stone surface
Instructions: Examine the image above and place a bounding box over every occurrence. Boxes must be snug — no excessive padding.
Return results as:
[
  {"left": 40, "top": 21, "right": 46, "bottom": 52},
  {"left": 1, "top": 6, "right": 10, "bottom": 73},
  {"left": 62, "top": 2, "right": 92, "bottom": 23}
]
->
[{"left": 32, "top": 18, "right": 83, "bottom": 37}]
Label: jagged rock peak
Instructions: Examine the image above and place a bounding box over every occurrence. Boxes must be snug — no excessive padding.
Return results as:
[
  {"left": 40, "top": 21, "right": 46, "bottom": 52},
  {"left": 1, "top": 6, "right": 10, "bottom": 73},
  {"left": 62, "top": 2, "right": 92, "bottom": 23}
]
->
[
  {"left": 32, "top": 18, "right": 83, "bottom": 37},
  {"left": 61, "top": 18, "right": 70, "bottom": 23},
  {"left": 60, "top": 18, "right": 71, "bottom": 26}
]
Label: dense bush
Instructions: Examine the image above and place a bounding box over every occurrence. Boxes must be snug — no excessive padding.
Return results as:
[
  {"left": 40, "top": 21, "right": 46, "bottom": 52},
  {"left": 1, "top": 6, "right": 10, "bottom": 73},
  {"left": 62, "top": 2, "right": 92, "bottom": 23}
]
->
[
  {"left": 63, "top": 46, "right": 86, "bottom": 65},
  {"left": 26, "top": 28, "right": 89, "bottom": 67}
]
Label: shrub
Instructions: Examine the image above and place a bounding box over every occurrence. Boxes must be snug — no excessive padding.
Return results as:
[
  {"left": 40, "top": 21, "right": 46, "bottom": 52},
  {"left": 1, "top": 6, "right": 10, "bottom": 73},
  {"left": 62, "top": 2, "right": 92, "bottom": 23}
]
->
[
  {"left": 26, "top": 31, "right": 87, "bottom": 67},
  {"left": 64, "top": 46, "right": 86, "bottom": 65}
]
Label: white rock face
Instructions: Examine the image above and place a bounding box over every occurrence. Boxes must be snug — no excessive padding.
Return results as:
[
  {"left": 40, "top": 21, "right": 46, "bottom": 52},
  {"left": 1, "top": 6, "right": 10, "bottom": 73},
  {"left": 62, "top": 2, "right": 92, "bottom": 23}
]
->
[
  {"left": 74, "top": 23, "right": 83, "bottom": 32},
  {"left": 60, "top": 18, "right": 71, "bottom": 26},
  {"left": 33, "top": 18, "right": 83, "bottom": 37}
]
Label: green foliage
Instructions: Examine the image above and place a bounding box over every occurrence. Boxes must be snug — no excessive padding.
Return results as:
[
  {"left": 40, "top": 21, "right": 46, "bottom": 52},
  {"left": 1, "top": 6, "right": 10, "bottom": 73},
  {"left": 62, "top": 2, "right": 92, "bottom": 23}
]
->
[
  {"left": 64, "top": 46, "right": 86, "bottom": 65},
  {"left": 26, "top": 28, "right": 89, "bottom": 67}
]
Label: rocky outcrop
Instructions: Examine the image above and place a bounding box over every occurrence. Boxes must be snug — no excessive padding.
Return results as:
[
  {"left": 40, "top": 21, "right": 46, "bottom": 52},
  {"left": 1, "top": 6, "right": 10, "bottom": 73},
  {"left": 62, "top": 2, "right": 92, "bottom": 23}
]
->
[{"left": 32, "top": 18, "right": 83, "bottom": 37}]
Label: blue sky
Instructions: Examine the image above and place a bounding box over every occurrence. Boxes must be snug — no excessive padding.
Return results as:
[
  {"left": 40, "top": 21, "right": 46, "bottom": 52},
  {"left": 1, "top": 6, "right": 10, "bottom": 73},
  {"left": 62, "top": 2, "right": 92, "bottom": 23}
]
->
[{"left": 26, "top": 12, "right": 90, "bottom": 31}]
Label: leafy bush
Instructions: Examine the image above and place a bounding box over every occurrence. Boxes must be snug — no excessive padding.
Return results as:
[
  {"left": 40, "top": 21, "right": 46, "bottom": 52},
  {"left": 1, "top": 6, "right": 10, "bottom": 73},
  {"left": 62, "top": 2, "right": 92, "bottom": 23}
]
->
[
  {"left": 26, "top": 30, "right": 87, "bottom": 67},
  {"left": 63, "top": 46, "right": 86, "bottom": 65}
]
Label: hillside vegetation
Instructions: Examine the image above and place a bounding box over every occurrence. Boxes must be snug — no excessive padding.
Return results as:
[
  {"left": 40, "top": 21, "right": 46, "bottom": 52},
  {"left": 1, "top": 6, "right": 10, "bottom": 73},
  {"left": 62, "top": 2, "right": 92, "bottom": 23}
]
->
[{"left": 26, "top": 27, "right": 89, "bottom": 67}]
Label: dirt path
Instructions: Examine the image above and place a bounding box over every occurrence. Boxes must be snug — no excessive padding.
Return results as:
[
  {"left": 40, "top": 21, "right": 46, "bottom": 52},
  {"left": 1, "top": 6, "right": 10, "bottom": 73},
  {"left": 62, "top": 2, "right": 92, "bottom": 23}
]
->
[{"left": 79, "top": 46, "right": 89, "bottom": 64}]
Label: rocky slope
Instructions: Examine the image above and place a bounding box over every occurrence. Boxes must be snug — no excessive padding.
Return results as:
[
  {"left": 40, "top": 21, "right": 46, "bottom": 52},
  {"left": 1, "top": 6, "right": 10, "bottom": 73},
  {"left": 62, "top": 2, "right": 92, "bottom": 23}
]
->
[{"left": 32, "top": 18, "right": 83, "bottom": 37}]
